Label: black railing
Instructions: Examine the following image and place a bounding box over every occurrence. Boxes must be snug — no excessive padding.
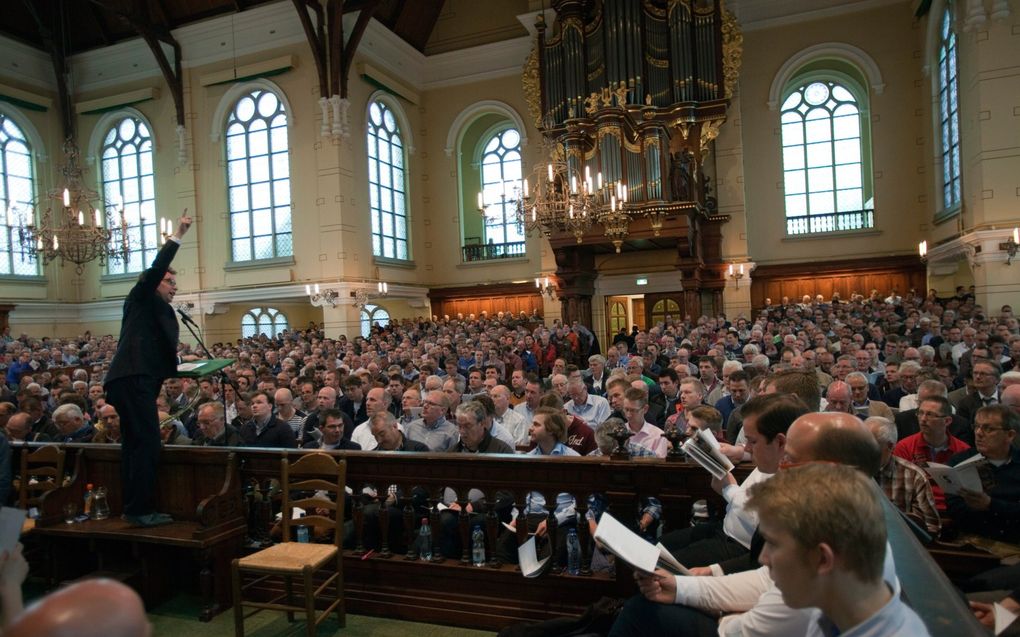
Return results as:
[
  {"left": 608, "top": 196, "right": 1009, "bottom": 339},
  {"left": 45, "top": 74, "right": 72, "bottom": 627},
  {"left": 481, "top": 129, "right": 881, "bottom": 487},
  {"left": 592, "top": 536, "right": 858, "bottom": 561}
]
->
[
  {"left": 786, "top": 209, "right": 875, "bottom": 235},
  {"left": 461, "top": 240, "right": 527, "bottom": 262}
]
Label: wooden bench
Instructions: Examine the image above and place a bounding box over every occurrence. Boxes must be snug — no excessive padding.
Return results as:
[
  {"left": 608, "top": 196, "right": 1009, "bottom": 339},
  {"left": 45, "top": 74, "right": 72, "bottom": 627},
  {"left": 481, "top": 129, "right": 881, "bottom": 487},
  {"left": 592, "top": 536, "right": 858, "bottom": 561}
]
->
[
  {"left": 16, "top": 444, "right": 986, "bottom": 633},
  {"left": 27, "top": 444, "right": 246, "bottom": 621}
]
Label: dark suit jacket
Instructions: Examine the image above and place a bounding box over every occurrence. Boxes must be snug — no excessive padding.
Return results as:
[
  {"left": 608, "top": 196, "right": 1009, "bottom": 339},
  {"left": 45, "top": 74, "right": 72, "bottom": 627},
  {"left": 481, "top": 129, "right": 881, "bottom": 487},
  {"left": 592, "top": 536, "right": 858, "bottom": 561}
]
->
[
  {"left": 337, "top": 397, "right": 367, "bottom": 430},
  {"left": 239, "top": 417, "right": 298, "bottom": 448},
  {"left": 105, "top": 239, "right": 180, "bottom": 386},
  {"left": 956, "top": 392, "right": 998, "bottom": 428},
  {"left": 895, "top": 409, "right": 974, "bottom": 447},
  {"left": 583, "top": 372, "right": 608, "bottom": 397},
  {"left": 192, "top": 423, "right": 242, "bottom": 447},
  {"left": 302, "top": 438, "right": 361, "bottom": 451}
]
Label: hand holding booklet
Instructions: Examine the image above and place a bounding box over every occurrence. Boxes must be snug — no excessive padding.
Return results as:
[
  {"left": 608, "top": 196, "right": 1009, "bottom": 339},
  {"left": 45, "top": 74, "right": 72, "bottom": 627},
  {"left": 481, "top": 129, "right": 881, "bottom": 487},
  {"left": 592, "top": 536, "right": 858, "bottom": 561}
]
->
[
  {"left": 593, "top": 512, "right": 690, "bottom": 575},
  {"left": 681, "top": 429, "right": 734, "bottom": 480},
  {"left": 927, "top": 454, "right": 984, "bottom": 495}
]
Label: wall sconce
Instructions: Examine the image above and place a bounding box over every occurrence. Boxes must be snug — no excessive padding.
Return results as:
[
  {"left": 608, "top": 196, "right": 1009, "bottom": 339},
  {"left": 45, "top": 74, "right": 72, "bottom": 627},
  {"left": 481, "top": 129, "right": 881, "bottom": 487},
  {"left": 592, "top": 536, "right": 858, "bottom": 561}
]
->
[
  {"left": 727, "top": 263, "right": 745, "bottom": 289},
  {"left": 535, "top": 276, "right": 556, "bottom": 300},
  {"left": 918, "top": 240, "right": 928, "bottom": 263},
  {"left": 1000, "top": 228, "right": 1018, "bottom": 265},
  {"left": 305, "top": 283, "right": 339, "bottom": 308},
  {"left": 377, "top": 281, "right": 389, "bottom": 295}
]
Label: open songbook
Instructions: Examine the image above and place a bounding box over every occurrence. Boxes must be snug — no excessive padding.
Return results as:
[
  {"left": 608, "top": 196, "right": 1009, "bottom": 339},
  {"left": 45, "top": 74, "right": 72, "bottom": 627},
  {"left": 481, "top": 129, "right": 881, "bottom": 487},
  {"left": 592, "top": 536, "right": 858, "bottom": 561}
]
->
[
  {"left": 927, "top": 454, "right": 984, "bottom": 495},
  {"left": 593, "top": 512, "right": 691, "bottom": 575},
  {"left": 681, "top": 428, "right": 734, "bottom": 480}
]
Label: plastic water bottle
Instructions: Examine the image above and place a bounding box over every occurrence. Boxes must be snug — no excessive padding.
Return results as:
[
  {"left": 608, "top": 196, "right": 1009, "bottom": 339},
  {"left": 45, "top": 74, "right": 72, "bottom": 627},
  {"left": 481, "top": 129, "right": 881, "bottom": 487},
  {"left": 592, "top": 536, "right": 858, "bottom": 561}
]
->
[
  {"left": 83, "top": 483, "right": 95, "bottom": 519},
  {"left": 418, "top": 518, "right": 432, "bottom": 561},
  {"left": 566, "top": 527, "right": 581, "bottom": 575},
  {"left": 296, "top": 525, "right": 310, "bottom": 542},
  {"left": 471, "top": 525, "right": 486, "bottom": 567}
]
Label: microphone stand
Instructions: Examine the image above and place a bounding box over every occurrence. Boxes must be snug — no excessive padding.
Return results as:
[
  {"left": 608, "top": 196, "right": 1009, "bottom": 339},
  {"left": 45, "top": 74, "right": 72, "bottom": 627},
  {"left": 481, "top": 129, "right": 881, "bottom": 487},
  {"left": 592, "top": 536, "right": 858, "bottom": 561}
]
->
[{"left": 177, "top": 309, "right": 231, "bottom": 429}]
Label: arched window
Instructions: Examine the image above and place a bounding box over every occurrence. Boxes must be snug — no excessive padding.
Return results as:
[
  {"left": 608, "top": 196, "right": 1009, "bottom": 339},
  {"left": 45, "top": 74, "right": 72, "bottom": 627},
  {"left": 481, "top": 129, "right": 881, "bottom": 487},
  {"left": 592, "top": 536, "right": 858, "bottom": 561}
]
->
[
  {"left": 366, "top": 99, "right": 408, "bottom": 260},
  {"left": 780, "top": 78, "right": 873, "bottom": 235},
  {"left": 360, "top": 303, "right": 390, "bottom": 338},
  {"left": 0, "top": 112, "right": 38, "bottom": 276},
  {"left": 937, "top": 6, "right": 961, "bottom": 210},
  {"left": 650, "top": 299, "right": 680, "bottom": 326},
  {"left": 479, "top": 127, "right": 525, "bottom": 246},
  {"left": 101, "top": 117, "right": 157, "bottom": 274},
  {"left": 226, "top": 88, "right": 292, "bottom": 262},
  {"left": 241, "top": 307, "right": 289, "bottom": 339}
]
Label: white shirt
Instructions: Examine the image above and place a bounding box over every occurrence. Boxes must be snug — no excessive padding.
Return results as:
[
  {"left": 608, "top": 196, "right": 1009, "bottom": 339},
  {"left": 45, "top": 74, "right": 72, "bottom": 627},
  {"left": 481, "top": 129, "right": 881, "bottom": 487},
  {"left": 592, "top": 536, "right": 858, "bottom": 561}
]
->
[
  {"left": 495, "top": 408, "right": 529, "bottom": 446},
  {"left": 349, "top": 419, "right": 405, "bottom": 451},
  {"left": 720, "top": 468, "right": 771, "bottom": 552},
  {"left": 565, "top": 393, "right": 611, "bottom": 429}
]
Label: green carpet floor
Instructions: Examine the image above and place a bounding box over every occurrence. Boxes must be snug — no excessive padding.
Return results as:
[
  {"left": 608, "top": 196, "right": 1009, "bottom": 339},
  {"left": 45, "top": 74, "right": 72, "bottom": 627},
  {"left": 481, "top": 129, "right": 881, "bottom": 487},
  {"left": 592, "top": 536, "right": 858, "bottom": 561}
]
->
[{"left": 150, "top": 594, "right": 493, "bottom": 637}]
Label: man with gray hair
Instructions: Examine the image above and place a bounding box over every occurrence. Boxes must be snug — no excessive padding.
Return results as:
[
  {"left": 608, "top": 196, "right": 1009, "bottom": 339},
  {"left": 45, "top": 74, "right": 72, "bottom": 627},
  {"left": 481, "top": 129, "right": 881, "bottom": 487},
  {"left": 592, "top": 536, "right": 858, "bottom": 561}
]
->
[
  {"left": 52, "top": 403, "right": 95, "bottom": 443},
  {"left": 584, "top": 354, "right": 609, "bottom": 396},
  {"left": 867, "top": 415, "right": 940, "bottom": 535},
  {"left": 490, "top": 385, "right": 528, "bottom": 446},
  {"left": 884, "top": 360, "right": 922, "bottom": 411},
  {"left": 565, "top": 376, "right": 611, "bottom": 429}
]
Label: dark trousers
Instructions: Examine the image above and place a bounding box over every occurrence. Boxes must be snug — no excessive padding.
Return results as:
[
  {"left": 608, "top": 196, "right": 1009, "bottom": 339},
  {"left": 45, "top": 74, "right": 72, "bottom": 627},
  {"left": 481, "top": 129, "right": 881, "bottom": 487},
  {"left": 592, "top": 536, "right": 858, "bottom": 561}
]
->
[
  {"left": 105, "top": 375, "right": 161, "bottom": 516},
  {"left": 608, "top": 595, "right": 718, "bottom": 637},
  {"left": 659, "top": 522, "right": 749, "bottom": 568}
]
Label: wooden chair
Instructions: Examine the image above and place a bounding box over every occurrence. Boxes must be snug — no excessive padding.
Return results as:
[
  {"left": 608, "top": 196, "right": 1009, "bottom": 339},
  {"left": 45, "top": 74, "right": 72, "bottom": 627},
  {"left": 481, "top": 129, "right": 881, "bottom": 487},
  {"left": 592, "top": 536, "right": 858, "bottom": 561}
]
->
[
  {"left": 231, "top": 453, "right": 346, "bottom": 636},
  {"left": 18, "top": 445, "right": 67, "bottom": 512}
]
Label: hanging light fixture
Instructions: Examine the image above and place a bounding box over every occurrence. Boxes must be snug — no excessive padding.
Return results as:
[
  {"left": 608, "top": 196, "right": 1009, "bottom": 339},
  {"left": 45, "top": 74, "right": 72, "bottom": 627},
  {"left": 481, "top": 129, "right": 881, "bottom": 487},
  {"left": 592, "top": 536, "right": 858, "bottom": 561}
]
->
[{"left": 16, "top": 139, "right": 130, "bottom": 274}]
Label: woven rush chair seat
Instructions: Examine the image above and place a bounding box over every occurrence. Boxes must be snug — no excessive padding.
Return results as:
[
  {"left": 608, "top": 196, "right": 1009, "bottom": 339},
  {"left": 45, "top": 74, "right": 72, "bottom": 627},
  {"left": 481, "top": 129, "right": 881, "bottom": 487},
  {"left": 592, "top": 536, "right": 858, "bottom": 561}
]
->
[
  {"left": 237, "top": 542, "right": 337, "bottom": 573},
  {"left": 231, "top": 452, "right": 346, "bottom": 637}
]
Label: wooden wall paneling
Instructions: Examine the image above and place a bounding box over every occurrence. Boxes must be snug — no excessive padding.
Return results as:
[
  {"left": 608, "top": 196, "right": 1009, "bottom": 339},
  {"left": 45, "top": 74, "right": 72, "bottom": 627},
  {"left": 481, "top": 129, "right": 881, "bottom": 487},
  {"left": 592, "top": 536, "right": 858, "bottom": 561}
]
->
[{"left": 748, "top": 256, "right": 926, "bottom": 311}]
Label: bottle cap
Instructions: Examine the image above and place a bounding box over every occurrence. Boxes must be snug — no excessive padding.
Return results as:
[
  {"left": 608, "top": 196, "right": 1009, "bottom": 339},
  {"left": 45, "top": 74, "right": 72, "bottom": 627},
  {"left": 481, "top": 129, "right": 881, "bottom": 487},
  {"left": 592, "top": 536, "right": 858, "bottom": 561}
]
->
[{"left": 86, "top": 483, "right": 94, "bottom": 490}]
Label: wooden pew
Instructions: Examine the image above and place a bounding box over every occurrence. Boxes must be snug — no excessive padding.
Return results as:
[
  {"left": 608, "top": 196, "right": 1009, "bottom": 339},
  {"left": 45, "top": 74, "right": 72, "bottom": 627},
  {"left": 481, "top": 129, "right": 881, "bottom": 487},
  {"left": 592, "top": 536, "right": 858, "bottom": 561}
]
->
[
  {"left": 27, "top": 444, "right": 246, "bottom": 621},
  {"left": 15, "top": 444, "right": 985, "bottom": 634},
  {"left": 238, "top": 448, "right": 742, "bottom": 630}
]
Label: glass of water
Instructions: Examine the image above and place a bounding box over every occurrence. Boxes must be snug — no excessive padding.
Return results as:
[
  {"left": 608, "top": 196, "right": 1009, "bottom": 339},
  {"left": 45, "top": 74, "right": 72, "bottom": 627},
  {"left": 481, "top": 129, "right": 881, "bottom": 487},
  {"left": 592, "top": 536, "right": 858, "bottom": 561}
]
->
[{"left": 63, "top": 503, "right": 77, "bottom": 524}]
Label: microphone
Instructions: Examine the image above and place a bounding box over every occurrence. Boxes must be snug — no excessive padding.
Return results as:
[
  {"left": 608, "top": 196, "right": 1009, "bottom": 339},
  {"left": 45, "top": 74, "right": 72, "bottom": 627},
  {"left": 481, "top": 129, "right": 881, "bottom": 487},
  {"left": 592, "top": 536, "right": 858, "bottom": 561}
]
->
[{"left": 176, "top": 307, "right": 198, "bottom": 327}]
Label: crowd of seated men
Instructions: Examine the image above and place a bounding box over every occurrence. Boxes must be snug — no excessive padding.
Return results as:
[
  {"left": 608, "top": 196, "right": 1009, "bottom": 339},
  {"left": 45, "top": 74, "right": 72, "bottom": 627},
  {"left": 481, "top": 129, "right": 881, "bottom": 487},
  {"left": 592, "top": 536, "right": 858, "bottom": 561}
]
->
[{"left": 0, "top": 287, "right": 1019, "bottom": 633}]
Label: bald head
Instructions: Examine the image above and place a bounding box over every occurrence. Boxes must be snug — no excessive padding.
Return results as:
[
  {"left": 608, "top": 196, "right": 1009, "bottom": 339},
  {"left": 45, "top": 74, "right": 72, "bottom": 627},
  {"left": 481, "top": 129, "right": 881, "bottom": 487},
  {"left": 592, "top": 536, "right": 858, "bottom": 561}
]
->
[
  {"left": 1002, "top": 384, "right": 1020, "bottom": 415},
  {"left": 785, "top": 411, "right": 881, "bottom": 477},
  {"left": 7, "top": 578, "right": 151, "bottom": 637}
]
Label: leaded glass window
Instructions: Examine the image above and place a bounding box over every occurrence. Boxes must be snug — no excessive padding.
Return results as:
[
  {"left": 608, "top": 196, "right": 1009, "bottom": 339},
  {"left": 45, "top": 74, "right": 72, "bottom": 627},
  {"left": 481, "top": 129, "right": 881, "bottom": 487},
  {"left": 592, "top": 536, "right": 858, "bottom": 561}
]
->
[
  {"left": 479, "top": 128, "right": 525, "bottom": 245},
  {"left": 366, "top": 101, "right": 408, "bottom": 260},
  {"left": 226, "top": 89, "right": 292, "bottom": 262},
  {"left": 360, "top": 303, "right": 390, "bottom": 338},
  {"left": 241, "top": 307, "right": 288, "bottom": 339},
  {"left": 938, "top": 7, "right": 961, "bottom": 210},
  {"left": 0, "top": 113, "right": 38, "bottom": 276},
  {"left": 781, "top": 80, "right": 872, "bottom": 234},
  {"left": 102, "top": 117, "right": 157, "bottom": 274}
]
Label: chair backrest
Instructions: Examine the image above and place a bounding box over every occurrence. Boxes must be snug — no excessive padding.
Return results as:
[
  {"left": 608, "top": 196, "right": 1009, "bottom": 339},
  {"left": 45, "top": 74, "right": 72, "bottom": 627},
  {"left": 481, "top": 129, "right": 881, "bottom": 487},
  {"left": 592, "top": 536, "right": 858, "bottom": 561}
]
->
[
  {"left": 280, "top": 452, "right": 346, "bottom": 547},
  {"left": 19, "top": 445, "right": 67, "bottom": 509}
]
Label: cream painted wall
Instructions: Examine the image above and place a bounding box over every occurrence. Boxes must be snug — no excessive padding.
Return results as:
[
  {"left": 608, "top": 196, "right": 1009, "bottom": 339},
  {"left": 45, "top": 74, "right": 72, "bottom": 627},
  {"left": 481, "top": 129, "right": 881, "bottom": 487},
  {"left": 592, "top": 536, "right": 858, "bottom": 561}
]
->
[
  {"left": 417, "top": 74, "right": 544, "bottom": 287},
  {"left": 738, "top": 3, "right": 928, "bottom": 266},
  {"left": 4, "top": 1, "right": 1016, "bottom": 340}
]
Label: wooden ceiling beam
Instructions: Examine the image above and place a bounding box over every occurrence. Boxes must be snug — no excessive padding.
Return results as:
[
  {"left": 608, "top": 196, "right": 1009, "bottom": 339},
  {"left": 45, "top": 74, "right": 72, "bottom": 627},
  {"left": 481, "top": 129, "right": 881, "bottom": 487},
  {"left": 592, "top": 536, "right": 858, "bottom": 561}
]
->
[
  {"left": 291, "top": 0, "right": 328, "bottom": 98},
  {"left": 91, "top": 0, "right": 185, "bottom": 128},
  {"left": 88, "top": 3, "right": 113, "bottom": 46},
  {"left": 23, "top": 0, "right": 75, "bottom": 140},
  {"left": 335, "top": 0, "right": 380, "bottom": 98}
]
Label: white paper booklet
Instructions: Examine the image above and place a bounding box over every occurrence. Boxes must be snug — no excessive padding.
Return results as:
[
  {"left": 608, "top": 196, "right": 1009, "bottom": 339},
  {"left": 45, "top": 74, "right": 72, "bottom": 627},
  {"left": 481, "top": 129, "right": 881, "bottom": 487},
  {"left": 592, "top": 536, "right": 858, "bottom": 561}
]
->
[
  {"left": 593, "top": 511, "right": 690, "bottom": 575},
  {"left": 681, "top": 429, "right": 734, "bottom": 480},
  {"left": 927, "top": 454, "right": 983, "bottom": 495}
]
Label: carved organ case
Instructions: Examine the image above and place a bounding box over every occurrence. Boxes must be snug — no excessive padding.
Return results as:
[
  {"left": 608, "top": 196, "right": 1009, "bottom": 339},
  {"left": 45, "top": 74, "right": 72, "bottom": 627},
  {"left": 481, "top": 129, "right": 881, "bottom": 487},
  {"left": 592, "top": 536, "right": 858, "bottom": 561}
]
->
[{"left": 525, "top": 0, "right": 741, "bottom": 251}]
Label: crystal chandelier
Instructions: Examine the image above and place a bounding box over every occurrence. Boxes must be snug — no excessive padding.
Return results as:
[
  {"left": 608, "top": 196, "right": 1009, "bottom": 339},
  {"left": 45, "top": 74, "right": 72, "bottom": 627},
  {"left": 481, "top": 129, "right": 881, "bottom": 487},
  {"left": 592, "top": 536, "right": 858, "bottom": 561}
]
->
[
  {"left": 15, "top": 139, "right": 129, "bottom": 274},
  {"left": 513, "top": 150, "right": 635, "bottom": 251}
]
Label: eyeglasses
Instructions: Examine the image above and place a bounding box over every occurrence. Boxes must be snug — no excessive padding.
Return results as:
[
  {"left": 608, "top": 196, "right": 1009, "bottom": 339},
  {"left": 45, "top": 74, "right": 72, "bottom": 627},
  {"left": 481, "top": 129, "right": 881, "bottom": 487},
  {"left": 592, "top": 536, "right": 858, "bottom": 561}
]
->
[
  {"left": 972, "top": 371, "right": 997, "bottom": 377},
  {"left": 974, "top": 423, "right": 1009, "bottom": 433}
]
